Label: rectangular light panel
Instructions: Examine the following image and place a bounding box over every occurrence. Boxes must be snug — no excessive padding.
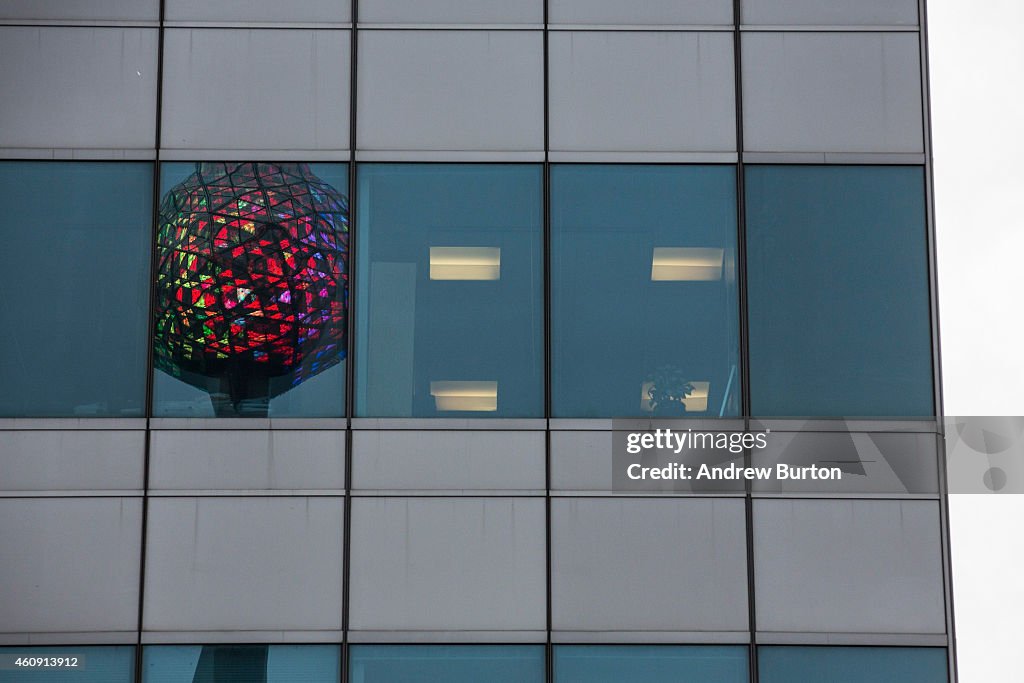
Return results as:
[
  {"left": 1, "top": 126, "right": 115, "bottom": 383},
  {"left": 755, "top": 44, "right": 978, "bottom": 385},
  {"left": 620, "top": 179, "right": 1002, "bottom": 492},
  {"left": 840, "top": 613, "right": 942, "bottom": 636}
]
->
[
  {"left": 430, "top": 380, "right": 498, "bottom": 412},
  {"left": 429, "top": 246, "right": 501, "bottom": 281},
  {"left": 651, "top": 247, "right": 724, "bottom": 281},
  {"left": 682, "top": 381, "right": 710, "bottom": 412}
]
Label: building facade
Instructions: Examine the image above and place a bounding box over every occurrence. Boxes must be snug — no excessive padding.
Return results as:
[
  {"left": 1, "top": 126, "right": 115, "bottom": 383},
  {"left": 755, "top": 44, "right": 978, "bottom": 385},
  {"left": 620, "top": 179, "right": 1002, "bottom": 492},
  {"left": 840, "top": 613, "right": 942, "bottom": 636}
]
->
[{"left": 0, "top": 1, "right": 955, "bottom": 682}]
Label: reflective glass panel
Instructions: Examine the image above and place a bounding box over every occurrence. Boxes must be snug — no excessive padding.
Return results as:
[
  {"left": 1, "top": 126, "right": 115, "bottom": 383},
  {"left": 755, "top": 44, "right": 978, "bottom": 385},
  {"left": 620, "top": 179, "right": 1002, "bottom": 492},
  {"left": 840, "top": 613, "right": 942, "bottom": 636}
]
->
[
  {"left": 758, "top": 646, "right": 948, "bottom": 683},
  {"left": 152, "top": 162, "right": 348, "bottom": 417},
  {"left": 349, "top": 645, "right": 545, "bottom": 683},
  {"left": 550, "top": 164, "right": 740, "bottom": 418},
  {"left": 143, "top": 645, "right": 340, "bottom": 683},
  {"left": 555, "top": 645, "right": 749, "bottom": 683},
  {"left": 355, "top": 164, "right": 544, "bottom": 417},
  {"left": 745, "top": 165, "right": 934, "bottom": 417},
  {"left": 0, "top": 162, "right": 152, "bottom": 417}
]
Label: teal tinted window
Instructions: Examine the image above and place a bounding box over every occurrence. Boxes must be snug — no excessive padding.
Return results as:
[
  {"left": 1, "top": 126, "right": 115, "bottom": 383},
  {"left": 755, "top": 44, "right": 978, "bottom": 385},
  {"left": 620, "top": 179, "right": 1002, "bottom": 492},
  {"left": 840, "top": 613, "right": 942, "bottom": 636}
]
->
[
  {"left": 0, "top": 646, "right": 134, "bottom": 682},
  {"left": 759, "top": 646, "right": 948, "bottom": 683},
  {"left": 349, "top": 645, "right": 545, "bottom": 683},
  {"left": 143, "top": 645, "right": 339, "bottom": 682},
  {"left": 152, "top": 162, "right": 349, "bottom": 418},
  {"left": 355, "top": 164, "right": 544, "bottom": 417},
  {"left": 0, "top": 162, "right": 152, "bottom": 417},
  {"left": 551, "top": 165, "right": 740, "bottom": 418},
  {"left": 555, "top": 645, "right": 748, "bottom": 683},
  {"left": 745, "top": 166, "right": 934, "bottom": 417}
]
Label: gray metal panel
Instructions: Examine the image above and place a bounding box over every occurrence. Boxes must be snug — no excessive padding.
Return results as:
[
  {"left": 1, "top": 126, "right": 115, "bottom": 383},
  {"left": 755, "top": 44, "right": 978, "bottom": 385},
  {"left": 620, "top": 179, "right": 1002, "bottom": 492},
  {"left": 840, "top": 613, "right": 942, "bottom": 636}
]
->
[
  {"left": 549, "top": 418, "right": 747, "bottom": 431},
  {"left": 0, "top": 418, "right": 147, "bottom": 430},
  {"left": 0, "top": 430, "right": 144, "bottom": 492},
  {"left": 742, "top": 0, "right": 918, "bottom": 26},
  {"left": 161, "top": 29, "right": 350, "bottom": 153},
  {"left": 549, "top": 431, "right": 611, "bottom": 492},
  {"left": 754, "top": 499, "right": 946, "bottom": 634},
  {"left": 354, "top": 150, "right": 544, "bottom": 162},
  {"left": 0, "top": 1, "right": 159, "bottom": 21},
  {"left": 165, "top": 0, "right": 350, "bottom": 23},
  {"left": 149, "top": 417, "right": 348, "bottom": 430},
  {"left": 0, "top": 498, "right": 141, "bottom": 634},
  {"left": 143, "top": 497, "right": 344, "bottom": 632},
  {"left": 158, "top": 148, "right": 350, "bottom": 161},
  {"left": 359, "top": 0, "right": 542, "bottom": 25},
  {"left": 551, "top": 631, "right": 750, "bottom": 644},
  {"left": 349, "top": 497, "right": 547, "bottom": 631},
  {"left": 347, "top": 630, "right": 545, "bottom": 644},
  {"left": 0, "top": 27, "right": 157, "bottom": 150},
  {"left": 352, "top": 431, "right": 545, "bottom": 492},
  {"left": 142, "top": 630, "right": 343, "bottom": 644},
  {"left": 357, "top": 30, "right": 544, "bottom": 154},
  {"left": 742, "top": 32, "right": 924, "bottom": 153},
  {"left": 549, "top": 0, "right": 732, "bottom": 26},
  {"left": 548, "top": 31, "right": 735, "bottom": 153},
  {"left": 548, "top": 151, "right": 738, "bottom": 163},
  {"left": 148, "top": 430, "right": 345, "bottom": 492},
  {"left": 756, "top": 632, "right": 947, "bottom": 647},
  {"left": 0, "top": 632, "right": 137, "bottom": 645},
  {"left": 351, "top": 418, "right": 547, "bottom": 430},
  {"left": 551, "top": 498, "right": 749, "bottom": 631},
  {"left": 741, "top": 151, "right": 928, "bottom": 164},
  {"left": 0, "top": 148, "right": 157, "bottom": 159}
]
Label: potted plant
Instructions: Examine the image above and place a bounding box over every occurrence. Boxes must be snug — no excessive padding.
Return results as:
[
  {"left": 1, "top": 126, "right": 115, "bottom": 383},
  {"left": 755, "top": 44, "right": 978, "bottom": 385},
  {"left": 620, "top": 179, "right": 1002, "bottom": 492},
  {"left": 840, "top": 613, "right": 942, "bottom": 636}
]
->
[{"left": 645, "top": 365, "right": 695, "bottom": 417}]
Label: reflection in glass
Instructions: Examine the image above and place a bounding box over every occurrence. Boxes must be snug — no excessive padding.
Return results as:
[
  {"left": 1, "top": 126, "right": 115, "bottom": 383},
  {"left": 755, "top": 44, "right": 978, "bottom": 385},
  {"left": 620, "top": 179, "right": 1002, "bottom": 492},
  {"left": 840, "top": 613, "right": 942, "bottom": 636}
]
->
[
  {"left": 355, "top": 164, "right": 543, "bottom": 418},
  {"left": 745, "top": 165, "right": 933, "bottom": 418},
  {"left": 551, "top": 165, "right": 740, "bottom": 418},
  {"left": 555, "top": 645, "right": 749, "bottom": 683},
  {"left": 349, "top": 645, "right": 545, "bottom": 683},
  {"left": 0, "top": 162, "right": 152, "bottom": 417},
  {"left": 758, "top": 646, "right": 948, "bottom": 683},
  {"left": 143, "top": 645, "right": 340, "bottom": 683},
  {"left": 152, "top": 162, "right": 348, "bottom": 417}
]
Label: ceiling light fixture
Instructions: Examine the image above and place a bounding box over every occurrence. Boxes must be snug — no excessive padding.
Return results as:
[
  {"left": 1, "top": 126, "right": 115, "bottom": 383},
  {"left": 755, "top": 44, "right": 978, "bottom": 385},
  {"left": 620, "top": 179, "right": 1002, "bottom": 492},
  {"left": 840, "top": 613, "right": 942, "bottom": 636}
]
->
[
  {"left": 430, "top": 380, "right": 498, "bottom": 412},
  {"left": 651, "top": 247, "right": 724, "bottom": 281},
  {"left": 429, "top": 246, "right": 501, "bottom": 281}
]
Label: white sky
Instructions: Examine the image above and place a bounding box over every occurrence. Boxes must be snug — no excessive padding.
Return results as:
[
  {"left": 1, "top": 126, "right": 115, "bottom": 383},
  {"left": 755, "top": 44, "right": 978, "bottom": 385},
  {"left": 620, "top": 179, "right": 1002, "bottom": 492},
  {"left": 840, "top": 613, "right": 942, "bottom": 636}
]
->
[{"left": 929, "top": 1, "right": 1024, "bottom": 681}]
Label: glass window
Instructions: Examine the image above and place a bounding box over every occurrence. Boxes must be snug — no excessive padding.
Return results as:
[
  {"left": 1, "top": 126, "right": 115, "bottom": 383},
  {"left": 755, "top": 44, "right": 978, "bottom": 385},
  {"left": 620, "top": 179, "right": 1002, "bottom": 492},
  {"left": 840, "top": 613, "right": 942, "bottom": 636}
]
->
[
  {"left": 152, "top": 162, "right": 349, "bottom": 417},
  {"left": 355, "top": 164, "right": 543, "bottom": 417},
  {"left": 745, "top": 165, "right": 934, "bottom": 418},
  {"left": 143, "top": 645, "right": 339, "bottom": 682},
  {"left": 758, "top": 646, "right": 948, "bottom": 683},
  {"left": 349, "top": 645, "right": 545, "bottom": 683},
  {"left": 0, "top": 162, "right": 152, "bottom": 417},
  {"left": 551, "top": 165, "right": 740, "bottom": 418},
  {"left": 0, "top": 646, "right": 134, "bottom": 682},
  {"left": 555, "top": 645, "right": 748, "bottom": 683}
]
